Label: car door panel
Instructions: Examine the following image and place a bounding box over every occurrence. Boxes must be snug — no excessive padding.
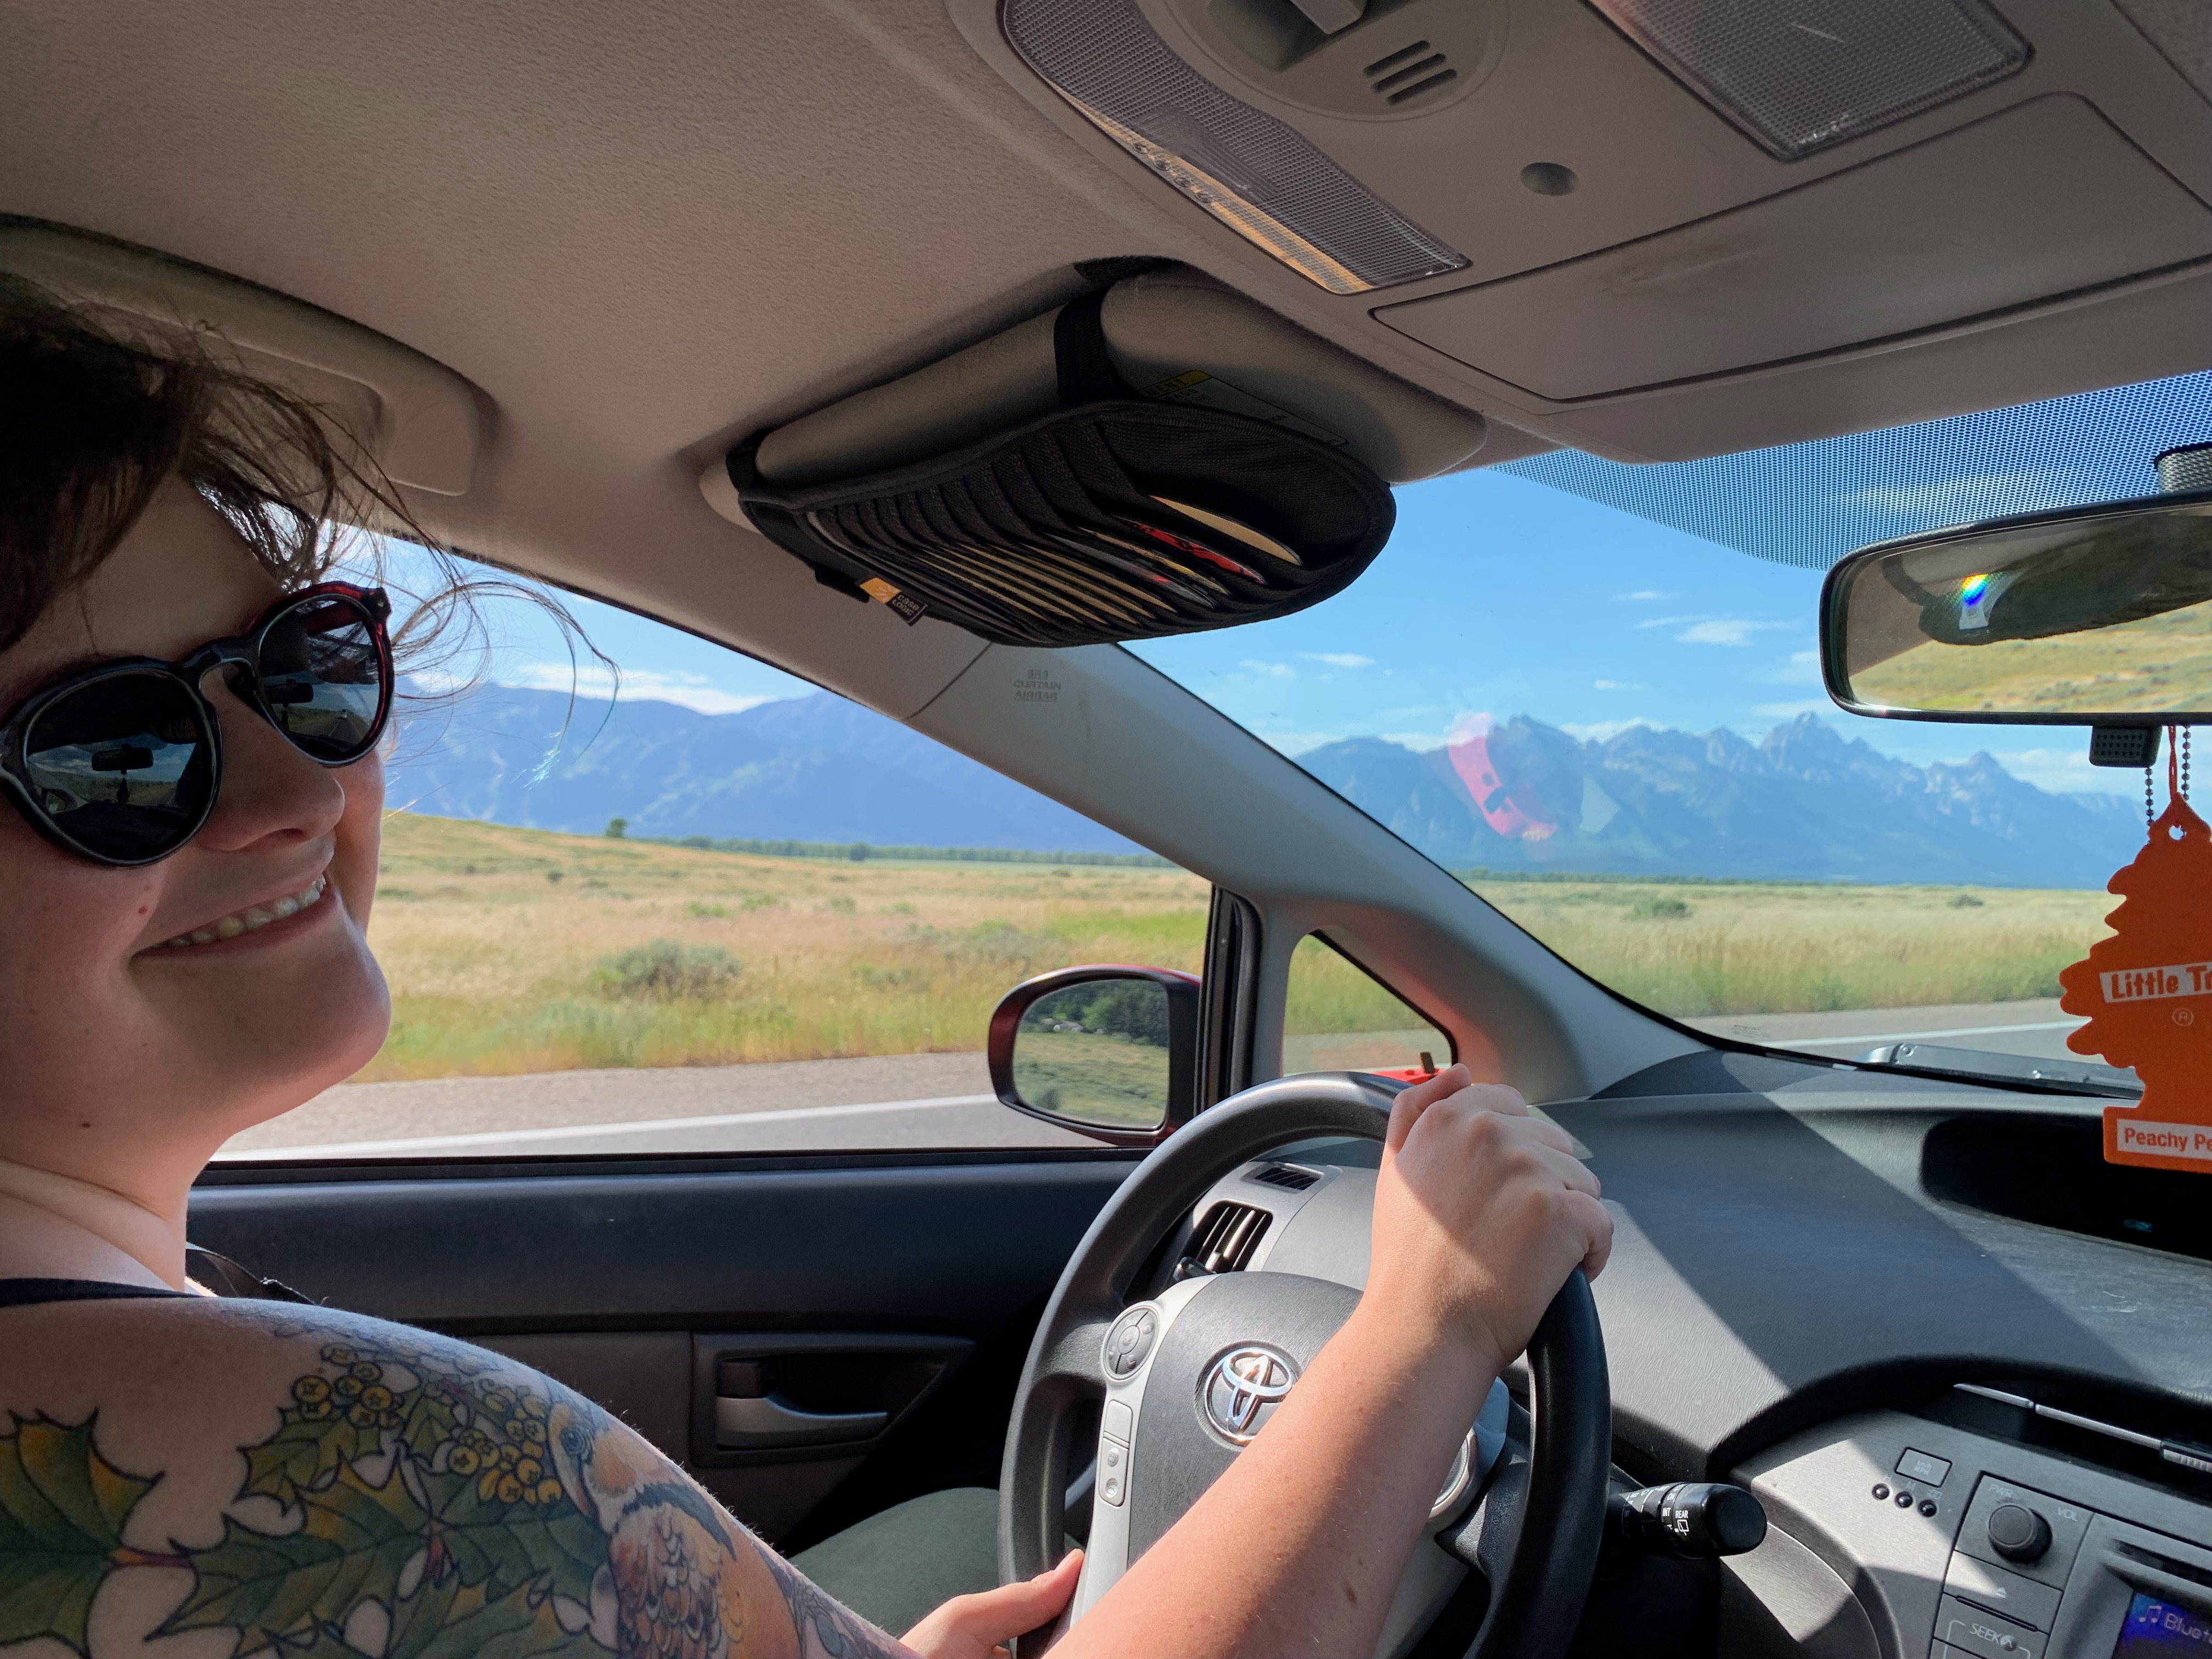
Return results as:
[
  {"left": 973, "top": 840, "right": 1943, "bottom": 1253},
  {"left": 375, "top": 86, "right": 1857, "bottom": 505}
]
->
[{"left": 188, "top": 1152, "right": 1135, "bottom": 1541}]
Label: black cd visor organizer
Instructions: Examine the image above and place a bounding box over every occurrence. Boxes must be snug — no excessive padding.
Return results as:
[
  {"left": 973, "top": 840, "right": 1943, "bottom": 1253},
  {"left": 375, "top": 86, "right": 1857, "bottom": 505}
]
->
[{"left": 721, "top": 289, "right": 1398, "bottom": 648}]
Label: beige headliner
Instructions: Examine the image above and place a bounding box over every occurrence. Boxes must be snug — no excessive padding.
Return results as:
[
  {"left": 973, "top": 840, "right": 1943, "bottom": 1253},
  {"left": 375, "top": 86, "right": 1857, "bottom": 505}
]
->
[
  {"left": 4, "top": 0, "right": 1200, "bottom": 714},
  {"left": 8, "top": 0, "right": 2212, "bottom": 723}
]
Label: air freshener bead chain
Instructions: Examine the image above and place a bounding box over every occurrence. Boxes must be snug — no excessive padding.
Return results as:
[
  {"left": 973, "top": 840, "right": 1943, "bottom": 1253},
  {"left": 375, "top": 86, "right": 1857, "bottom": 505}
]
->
[{"left": 2185, "top": 726, "right": 2192, "bottom": 800}]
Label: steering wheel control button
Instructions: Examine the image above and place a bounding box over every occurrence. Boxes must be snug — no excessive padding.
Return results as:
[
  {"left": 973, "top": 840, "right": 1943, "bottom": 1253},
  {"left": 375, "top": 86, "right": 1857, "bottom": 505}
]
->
[
  {"left": 1098, "top": 1436, "right": 1128, "bottom": 1509},
  {"left": 1939, "top": 1596, "right": 2041, "bottom": 1659},
  {"left": 1945, "top": 1554, "right": 2062, "bottom": 1632},
  {"left": 1102, "top": 1306, "right": 1160, "bottom": 1380},
  {"left": 1897, "top": 1447, "right": 1953, "bottom": 1487},
  {"left": 1101, "top": 1398, "right": 1134, "bottom": 1444},
  {"left": 1200, "top": 1344, "right": 1299, "bottom": 1446},
  {"left": 1986, "top": 1503, "right": 2052, "bottom": 1564}
]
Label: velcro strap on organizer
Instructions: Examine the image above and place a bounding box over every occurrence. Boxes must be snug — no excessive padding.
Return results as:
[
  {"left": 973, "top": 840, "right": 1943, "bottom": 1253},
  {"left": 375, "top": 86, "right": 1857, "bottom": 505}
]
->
[{"left": 728, "top": 287, "right": 1395, "bottom": 647}]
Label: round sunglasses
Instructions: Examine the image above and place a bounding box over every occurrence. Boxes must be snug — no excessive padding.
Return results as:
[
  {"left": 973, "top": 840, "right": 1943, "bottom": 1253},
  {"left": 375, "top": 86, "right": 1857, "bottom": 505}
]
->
[{"left": 0, "top": 583, "right": 392, "bottom": 867}]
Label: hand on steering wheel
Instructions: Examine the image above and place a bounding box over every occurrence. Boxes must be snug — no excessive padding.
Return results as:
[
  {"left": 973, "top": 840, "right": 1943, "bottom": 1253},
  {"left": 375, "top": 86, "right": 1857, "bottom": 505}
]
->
[
  {"left": 1369, "top": 1066, "right": 1613, "bottom": 1384},
  {"left": 1000, "top": 1068, "right": 1617, "bottom": 1659}
]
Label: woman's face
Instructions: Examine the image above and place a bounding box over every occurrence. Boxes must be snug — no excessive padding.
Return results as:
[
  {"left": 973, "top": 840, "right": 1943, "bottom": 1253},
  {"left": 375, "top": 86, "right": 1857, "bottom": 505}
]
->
[{"left": 0, "top": 480, "right": 390, "bottom": 1187}]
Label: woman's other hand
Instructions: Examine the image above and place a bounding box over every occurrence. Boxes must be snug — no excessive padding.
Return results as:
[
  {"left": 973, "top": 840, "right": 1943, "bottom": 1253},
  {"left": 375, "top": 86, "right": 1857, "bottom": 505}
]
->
[
  {"left": 1365, "top": 1064, "right": 1612, "bottom": 1380},
  {"left": 901, "top": 1550, "right": 1084, "bottom": 1659}
]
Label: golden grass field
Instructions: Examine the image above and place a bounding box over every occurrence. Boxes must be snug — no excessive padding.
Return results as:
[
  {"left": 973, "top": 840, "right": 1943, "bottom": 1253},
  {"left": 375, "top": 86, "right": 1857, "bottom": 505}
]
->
[{"left": 358, "top": 812, "right": 2119, "bottom": 1082}]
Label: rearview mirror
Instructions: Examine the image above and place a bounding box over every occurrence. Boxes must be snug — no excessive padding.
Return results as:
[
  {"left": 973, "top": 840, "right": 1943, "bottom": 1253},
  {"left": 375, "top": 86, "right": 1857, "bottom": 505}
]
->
[
  {"left": 988, "top": 966, "right": 1200, "bottom": 1147},
  {"left": 1821, "top": 490, "right": 2212, "bottom": 723}
]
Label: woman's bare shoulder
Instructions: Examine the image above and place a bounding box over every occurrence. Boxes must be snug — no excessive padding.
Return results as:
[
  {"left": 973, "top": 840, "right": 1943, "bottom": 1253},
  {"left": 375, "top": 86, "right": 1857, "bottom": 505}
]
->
[{"left": 0, "top": 1296, "right": 904, "bottom": 1659}]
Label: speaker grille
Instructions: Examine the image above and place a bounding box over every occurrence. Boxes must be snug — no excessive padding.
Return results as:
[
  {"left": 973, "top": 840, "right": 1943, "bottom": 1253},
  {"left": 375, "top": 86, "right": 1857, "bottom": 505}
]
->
[
  {"left": 1365, "top": 41, "right": 1458, "bottom": 106},
  {"left": 1587, "top": 0, "right": 2029, "bottom": 161},
  {"left": 1003, "top": 0, "right": 1467, "bottom": 294}
]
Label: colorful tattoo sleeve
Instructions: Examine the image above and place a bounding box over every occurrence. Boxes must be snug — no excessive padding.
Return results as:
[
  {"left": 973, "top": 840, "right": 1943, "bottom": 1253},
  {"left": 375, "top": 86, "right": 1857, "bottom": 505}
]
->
[{"left": 0, "top": 1319, "right": 915, "bottom": 1659}]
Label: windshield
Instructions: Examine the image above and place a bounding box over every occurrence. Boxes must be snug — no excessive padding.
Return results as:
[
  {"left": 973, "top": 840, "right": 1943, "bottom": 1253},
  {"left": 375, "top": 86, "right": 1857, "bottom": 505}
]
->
[{"left": 1129, "top": 368, "right": 2212, "bottom": 1089}]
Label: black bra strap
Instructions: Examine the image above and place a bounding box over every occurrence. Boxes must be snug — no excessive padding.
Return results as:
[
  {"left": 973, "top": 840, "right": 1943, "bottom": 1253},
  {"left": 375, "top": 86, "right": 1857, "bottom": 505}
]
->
[
  {"left": 0, "top": 1278, "right": 190, "bottom": 1308},
  {"left": 1053, "top": 286, "right": 1126, "bottom": 405}
]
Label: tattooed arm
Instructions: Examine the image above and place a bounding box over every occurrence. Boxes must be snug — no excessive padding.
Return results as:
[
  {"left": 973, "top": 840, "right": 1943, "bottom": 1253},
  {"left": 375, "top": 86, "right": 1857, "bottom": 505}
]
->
[{"left": 0, "top": 1297, "right": 1068, "bottom": 1659}]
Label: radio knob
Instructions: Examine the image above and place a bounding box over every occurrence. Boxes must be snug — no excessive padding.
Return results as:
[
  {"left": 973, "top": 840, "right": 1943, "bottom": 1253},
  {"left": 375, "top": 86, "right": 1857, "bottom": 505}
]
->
[{"left": 1987, "top": 1502, "right": 2052, "bottom": 1564}]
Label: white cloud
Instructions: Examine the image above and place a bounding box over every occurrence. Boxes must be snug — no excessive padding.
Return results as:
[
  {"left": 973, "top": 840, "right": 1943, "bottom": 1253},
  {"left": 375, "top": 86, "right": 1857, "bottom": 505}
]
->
[
  {"left": 1381, "top": 730, "right": 1453, "bottom": 752},
  {"left": 1675, "top": 619, "right": 1797, "bottom": 646},
  {"left": 1994, "top": 746, "right": 2141, "bottom": 796},
  {"left": 1635, "top": 615, "right": 1704, "bottom": 629},
  {"left": 1301, "top": 652, "right": 1376, "bottom": 669},
  {"left": 1593, "top": 679, "right": 1645, "bottom": 691},
  {"left": 1240, "top": 659, "right": 1296, "bottom": 680},
  {"left": 1756, "top": 649, "right": 1824, "bottom": 687},
  {"left": 498, "top": 663, "right": 784, "bottom": 716},
  {"left": 1615, "top": 590, "right": 1674, "bottom": 602},
  {"left": 1565, "top": 718, "right": 1659, "bottom": 742}
]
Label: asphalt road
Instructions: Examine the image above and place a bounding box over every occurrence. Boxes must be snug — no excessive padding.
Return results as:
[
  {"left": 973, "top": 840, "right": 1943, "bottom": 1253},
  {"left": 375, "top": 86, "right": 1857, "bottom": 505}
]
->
[
  {"left": 218, "top": 999, "right": 2097, "bottom": 1162},
  {"left": 1685, "top": 997, "right": 2086, "bottom": 1062}
]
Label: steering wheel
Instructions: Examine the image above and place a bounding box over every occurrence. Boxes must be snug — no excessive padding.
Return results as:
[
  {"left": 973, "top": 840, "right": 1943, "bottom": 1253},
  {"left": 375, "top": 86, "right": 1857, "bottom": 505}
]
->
[{"left": 998, "top": 1071, "right": 1611, "bottom": 1659}]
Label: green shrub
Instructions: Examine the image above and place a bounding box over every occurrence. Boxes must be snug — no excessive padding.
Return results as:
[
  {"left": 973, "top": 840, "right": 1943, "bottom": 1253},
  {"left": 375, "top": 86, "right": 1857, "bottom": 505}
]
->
[
  {"left": 1628, "top": 896, "right": 1692, "bottom": 921},
  {"left": 593, "top": 939, "right": 742, "bottom": 1001}
]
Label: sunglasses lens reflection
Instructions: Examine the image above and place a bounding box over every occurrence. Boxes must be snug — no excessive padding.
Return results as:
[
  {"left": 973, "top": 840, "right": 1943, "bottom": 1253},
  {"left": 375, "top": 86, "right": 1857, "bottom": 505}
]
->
[
  {"left": 22, "top": 673, "right": 213, "bottom": 862},
  {"left": 259, "top": 594, "right": 385, "bottom": 761}
]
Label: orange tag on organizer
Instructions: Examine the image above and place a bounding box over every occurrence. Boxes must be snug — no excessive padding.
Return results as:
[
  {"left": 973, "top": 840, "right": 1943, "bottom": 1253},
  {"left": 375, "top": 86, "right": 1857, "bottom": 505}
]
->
[{"left": 2058, "top": 794, "right": 2212, "bottom": 1170}]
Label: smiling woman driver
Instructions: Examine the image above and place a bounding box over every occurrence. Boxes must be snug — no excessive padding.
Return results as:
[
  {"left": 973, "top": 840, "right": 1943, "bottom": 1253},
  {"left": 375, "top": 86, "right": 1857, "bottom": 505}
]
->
[{"left": 0, "top": 280, "right": 1611, "bottom": 1659}]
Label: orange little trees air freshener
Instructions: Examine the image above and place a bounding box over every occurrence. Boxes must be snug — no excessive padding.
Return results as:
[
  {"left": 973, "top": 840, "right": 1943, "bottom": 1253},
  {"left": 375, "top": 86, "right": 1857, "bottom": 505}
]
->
[{"left": 2059, "top": 792, "right": 2212, "bottom": 1170}]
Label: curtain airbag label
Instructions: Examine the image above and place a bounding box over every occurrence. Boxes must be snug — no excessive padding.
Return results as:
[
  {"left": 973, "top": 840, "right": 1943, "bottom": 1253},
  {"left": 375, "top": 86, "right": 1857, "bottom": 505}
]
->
[{"left": 1136, "top": 370, "right": 1348, "bottom": 450}]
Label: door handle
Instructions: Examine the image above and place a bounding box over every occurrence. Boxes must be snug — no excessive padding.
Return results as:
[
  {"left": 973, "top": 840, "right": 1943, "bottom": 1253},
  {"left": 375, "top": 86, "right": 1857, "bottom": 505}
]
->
[{"left": 714, "top": 1393, "right": 888, "bottom": 1450}]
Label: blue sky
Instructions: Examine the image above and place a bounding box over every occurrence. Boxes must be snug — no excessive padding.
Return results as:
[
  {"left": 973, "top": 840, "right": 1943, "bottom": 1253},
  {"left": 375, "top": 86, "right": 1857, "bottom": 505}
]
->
[
  {"left": 1131, "top": 467, "right": 2125, "bottom": 795},
  {"left": 397, "top": 464, "right": 2136, "bottom": 798}
]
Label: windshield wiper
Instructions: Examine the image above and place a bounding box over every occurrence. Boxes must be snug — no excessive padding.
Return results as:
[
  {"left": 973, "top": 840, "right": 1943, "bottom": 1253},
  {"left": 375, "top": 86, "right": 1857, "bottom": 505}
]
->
[{"left": 1855, "top": 1040, "right": 2141, "bottom": 1098}]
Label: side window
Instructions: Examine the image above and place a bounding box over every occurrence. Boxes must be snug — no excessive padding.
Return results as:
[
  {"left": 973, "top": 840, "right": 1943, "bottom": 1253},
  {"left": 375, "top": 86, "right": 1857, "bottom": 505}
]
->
[
  {"left": 1280, "top": 934, "right": 1453, "bottom": 1080},
  {"left": 218, "top": 564, "right": 1205, "bottom": 1161}
]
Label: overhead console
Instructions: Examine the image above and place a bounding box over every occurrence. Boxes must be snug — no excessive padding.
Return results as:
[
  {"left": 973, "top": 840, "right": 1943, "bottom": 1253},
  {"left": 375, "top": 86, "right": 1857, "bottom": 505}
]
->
[{"left": 954, "top": 0, "right": 2212, "bottom": 460}]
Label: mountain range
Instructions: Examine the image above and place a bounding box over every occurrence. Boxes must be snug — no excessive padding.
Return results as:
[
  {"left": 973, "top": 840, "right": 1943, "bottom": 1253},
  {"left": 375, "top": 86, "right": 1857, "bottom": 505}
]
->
[
  {"left": 384, "top": 685, "right": 2141, "bottom": 887},
  {"left": 1295, "top": 713, "right": 2138, "bottom": 888},
  {"left": 382, "top": 684, "right": 1144, "bottom": 852}
]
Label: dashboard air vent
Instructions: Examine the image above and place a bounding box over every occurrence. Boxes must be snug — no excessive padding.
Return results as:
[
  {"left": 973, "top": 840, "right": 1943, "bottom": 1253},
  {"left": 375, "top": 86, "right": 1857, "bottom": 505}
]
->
[
  {"left": 1180, "top": 1201, "right": 1272, "bottom": 1277},
  {"left": 1248, "top": 1163, "right": 1322, "bottom": 1192},
  {"left": 1364, "top": 42, "right": 1455, "bottom": 106}
]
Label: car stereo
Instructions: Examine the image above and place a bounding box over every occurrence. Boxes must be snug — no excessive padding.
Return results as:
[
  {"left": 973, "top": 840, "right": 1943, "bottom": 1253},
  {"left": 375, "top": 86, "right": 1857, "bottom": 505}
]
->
[
  {"left": 1732, "top": 1408, "right": 2212, "bottom": 1659},
  {"left": 1931, "top": 1471, "right": 2212, "bottom": 1659},
  {"left": 2112, "top": 1594, "right": 2212, "bottom": 1657}
]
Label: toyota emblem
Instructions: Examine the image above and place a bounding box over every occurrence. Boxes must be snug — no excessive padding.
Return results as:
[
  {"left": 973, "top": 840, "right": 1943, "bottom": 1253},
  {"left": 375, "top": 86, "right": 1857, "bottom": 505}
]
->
[{"left": 1200, "top": 1345, "right": 1298, "bottom": 1444}]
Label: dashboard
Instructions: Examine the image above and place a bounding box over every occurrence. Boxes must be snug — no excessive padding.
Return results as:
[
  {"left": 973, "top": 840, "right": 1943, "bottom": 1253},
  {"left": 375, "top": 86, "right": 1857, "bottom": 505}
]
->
[{"left": 1118, "top": 1046, "right": 2212, "bottom": 1659}]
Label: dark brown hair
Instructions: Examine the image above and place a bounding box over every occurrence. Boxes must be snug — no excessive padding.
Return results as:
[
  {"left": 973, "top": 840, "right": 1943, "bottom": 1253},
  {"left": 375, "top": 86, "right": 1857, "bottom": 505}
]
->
[{"left": 0, "top": 272, "right": 589, "bottom": 692}]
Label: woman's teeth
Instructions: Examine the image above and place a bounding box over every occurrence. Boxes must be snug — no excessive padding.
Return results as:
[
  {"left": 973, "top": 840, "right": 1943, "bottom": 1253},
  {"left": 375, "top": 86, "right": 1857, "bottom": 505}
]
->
[{"left": 162, "top": 875, "right": 329, "bottom": 949}]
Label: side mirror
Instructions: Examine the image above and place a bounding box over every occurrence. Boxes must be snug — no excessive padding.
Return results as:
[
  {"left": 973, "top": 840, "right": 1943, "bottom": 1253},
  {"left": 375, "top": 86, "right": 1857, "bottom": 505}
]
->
[{"left": 988, "top": 966, "right": 1201, "bottom": 1148}]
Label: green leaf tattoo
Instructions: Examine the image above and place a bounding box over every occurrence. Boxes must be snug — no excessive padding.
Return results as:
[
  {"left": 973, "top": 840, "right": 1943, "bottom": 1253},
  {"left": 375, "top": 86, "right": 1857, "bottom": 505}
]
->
[
  {"left": 163, "top": 1452, "right": 432, "bottom": 1650},
  {"left": 0, "top": 1324, "right": 906, "bottom": 1659},
  {"left": 0, "top": 1415, "right": 168, "bottom": 1657}
]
